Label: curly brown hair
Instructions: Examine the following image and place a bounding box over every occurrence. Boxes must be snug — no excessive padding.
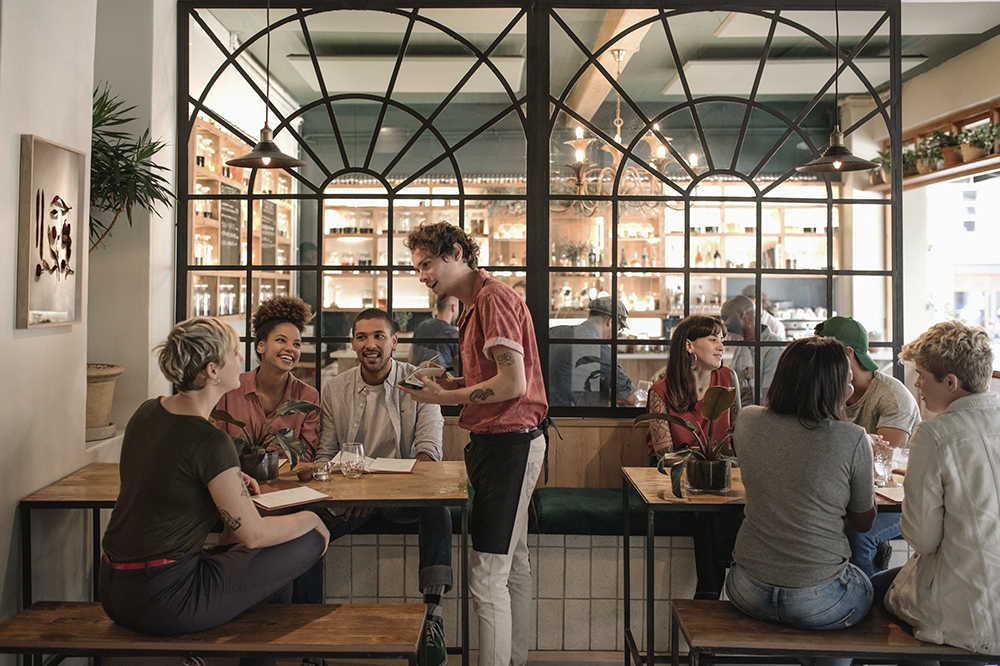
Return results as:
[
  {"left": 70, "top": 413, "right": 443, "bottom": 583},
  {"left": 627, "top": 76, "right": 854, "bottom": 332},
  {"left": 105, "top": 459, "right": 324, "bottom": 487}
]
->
[
  {"left": 252, "top": 296, "right": 313, "bottom": 359},
  {"left": 404, "top": 221, "right": 480, "bottom": 269}
]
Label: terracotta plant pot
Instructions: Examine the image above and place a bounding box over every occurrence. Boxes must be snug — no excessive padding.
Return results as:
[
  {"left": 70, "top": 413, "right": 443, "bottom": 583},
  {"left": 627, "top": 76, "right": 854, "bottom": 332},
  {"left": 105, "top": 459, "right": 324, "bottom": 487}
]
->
[
  {"left": 685, "top": 459, "right": 731, "bottom": 494},
  {"left": 242, "top": 450, "right": 280, "bottom": 484},
  {"left": 916, "top": 158, "right": 935, "bottom": 175},
  {"left": 86, "top": 363, "right": 124, "bottom": 440},
  {"left": 960, "top": 142, "right": 988, "bottom": 162},
  {"left": 940, "top": 145, "right": 964, "bottom": 168}
]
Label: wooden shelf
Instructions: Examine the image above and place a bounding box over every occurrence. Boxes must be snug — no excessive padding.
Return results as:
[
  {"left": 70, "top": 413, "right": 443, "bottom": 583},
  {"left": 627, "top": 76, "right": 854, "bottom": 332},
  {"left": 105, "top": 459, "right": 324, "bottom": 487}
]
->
[{"left": 867, "top": 154, "right": 1000, "bottom": 193}]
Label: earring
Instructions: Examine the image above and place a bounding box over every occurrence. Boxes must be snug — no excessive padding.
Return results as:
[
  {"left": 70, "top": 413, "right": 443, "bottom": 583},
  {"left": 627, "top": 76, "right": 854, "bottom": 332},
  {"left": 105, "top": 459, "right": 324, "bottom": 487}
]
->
[{"left": 211, "top": 378, "right": 221, "bottom": 386}]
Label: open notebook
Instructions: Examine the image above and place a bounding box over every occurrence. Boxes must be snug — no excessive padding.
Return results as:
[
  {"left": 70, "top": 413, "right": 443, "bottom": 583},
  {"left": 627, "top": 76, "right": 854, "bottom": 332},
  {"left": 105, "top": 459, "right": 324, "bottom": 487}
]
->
[
  {"left": 252, "top": 485, "right": 330, "bottom": 510},
  {"left": 329, "top": 451, "right": 417, "bottom": 474}
]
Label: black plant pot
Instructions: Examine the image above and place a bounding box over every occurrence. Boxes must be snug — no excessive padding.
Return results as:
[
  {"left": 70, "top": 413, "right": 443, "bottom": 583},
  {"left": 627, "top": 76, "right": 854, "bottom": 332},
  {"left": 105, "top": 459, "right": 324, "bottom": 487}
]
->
[
  {"left": 242, "top": 450, "right": 280, "bottom": 484},
  {"left": 685, "top": 459, "right": 731, "bottom": 494}
]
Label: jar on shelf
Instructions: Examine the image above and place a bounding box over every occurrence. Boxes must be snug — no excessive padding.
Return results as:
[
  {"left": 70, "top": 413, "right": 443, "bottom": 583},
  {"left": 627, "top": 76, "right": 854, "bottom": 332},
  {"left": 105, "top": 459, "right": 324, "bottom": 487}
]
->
[
  {"left": 397, "top": 211, "right": 412, "bottom": 232},
  {"left": 359, "top": 210, "right": 374, "bottom": 234}
]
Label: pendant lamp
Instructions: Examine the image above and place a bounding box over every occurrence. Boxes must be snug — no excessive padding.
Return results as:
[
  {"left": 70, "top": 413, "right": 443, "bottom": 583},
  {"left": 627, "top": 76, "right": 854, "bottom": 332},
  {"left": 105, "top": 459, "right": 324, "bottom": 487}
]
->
[
  {"left": 227, "top": 0, "right": 305, "bottom": 170},
  {"left": 797, "top": 0, "right": 876, "bottom": 173}
]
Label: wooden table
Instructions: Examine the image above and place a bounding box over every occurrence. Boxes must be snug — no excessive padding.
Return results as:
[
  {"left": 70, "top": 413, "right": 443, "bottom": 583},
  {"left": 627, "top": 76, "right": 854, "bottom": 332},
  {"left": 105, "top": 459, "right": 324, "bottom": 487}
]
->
[
  {"left": 19, "top": 460, "right": 471, "bottom": 666},
  {"left": 621, "top": 466, "right": 902, "bottom": 666}
]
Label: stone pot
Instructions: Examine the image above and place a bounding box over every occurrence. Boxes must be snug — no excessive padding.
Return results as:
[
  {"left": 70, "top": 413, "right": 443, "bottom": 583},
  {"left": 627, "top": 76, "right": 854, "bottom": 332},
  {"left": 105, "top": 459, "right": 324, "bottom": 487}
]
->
[
  {"left": 86, "top": 363, "right": 124, "bottom": 440},
  {"left": 242, "top": 450, "right": 280, "bottom": 484},
  {"left": 685, "top": 459, "right": 731, "bottom": 494}
]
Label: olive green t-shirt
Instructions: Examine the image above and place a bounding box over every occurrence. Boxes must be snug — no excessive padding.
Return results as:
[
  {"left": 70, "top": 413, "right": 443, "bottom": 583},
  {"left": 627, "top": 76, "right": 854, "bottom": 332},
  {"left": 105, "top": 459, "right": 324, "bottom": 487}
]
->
[{"left": 102, "top": 398, "right": 239, "bottom": 562}]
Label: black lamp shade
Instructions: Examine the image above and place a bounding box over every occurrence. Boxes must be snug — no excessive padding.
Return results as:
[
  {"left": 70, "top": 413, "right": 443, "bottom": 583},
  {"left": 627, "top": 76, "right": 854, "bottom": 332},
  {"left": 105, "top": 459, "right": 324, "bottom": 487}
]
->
[
  {"left": 797, "top": 127, "right": 878, "bottom": 173},
  {"left": 227, "top": 124, "right": 305, "bottom": 169}
]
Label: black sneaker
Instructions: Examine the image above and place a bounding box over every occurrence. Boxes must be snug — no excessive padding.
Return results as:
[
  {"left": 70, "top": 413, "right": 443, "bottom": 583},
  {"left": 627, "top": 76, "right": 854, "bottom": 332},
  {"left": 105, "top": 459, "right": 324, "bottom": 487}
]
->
[
  {"left": 874, "top": 540, "right": 893, "bottom": 572},
  {"left": 420, "top": 616, "right": 447, "bottom": 666}
]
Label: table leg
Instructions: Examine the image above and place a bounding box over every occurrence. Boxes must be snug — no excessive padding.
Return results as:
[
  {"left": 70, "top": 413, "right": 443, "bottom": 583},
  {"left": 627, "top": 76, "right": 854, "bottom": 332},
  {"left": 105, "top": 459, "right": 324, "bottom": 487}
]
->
[
  {"left": 461, "top": 504, "right": 469, "bottom": 666},
  {"left": 21, "top": 505, "right": 31, "bottom": 609},
  {"left": 623, "top": 479, "right": 631, "bottom": 666},
  {"left": 646, "top": 507, "right": 655, "bottom": 666},
  {"left": 92, "top": 508, "right": 101, "bottom": 602},
  {"left": 671, "top": 603, "right": 679, "bottom": 666}
]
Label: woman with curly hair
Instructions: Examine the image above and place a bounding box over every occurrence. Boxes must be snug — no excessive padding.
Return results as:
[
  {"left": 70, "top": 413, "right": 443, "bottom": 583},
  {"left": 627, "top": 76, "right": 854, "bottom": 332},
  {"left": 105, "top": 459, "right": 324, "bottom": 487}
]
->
[{"left": 215, "top": 296, "right": 319, "bottom": 462}]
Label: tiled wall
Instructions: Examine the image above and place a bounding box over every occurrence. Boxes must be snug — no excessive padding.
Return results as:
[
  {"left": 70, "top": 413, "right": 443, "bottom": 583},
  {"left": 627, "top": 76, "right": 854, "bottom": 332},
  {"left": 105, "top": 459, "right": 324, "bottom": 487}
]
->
[{"left": 323, "top": 532, "right": 913, "bottom": 653}]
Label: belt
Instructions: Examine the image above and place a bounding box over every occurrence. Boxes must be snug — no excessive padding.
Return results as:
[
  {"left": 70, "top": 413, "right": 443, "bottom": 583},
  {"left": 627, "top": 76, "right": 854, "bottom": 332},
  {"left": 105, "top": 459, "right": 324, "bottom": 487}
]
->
[{"left": 102, "top": 553, "right": 176, "bottom": 570}]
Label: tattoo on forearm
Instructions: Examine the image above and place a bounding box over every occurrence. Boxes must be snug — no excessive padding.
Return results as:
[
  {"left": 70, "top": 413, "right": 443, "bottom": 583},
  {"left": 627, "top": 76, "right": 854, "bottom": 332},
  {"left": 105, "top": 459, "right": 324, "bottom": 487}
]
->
[
  {"left": 237, "top": 470, "right": 250, "bottom": 497},
  {"left": 220, "top": 509, "right": 242, "bottom": 531},
  {"left": 470, "top": 388, "right": 495, "bottom": 403},
  {"left": 496, "top": 351, "right": 515, "bottom": 366}
]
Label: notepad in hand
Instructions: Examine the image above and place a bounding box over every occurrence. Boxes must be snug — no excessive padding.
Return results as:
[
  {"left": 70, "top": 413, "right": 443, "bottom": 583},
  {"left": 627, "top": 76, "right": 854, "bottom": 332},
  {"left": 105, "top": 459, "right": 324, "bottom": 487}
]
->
[
  {"left": 401, "top": 354, "right": 447, "bottom": 390},
  {"left": 252, "top": 486, "right": 330, "bottom": 510}
]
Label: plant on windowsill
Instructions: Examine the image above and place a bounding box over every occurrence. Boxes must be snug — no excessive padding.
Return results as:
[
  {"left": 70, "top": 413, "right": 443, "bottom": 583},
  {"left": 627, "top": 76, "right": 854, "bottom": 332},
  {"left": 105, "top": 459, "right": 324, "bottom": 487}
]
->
[
  {"left": 959, "top": 122, "right": 1000, "bottom": 162},
  {"left": 868, "top": 149, "right": 890, "bottom": 186},
  {"left": 931, "top": 130, "right": 964, "bottom": 168},
  {"left": 633, "top": 385, "right": 739, "bottom": 498},
  {"left": 915, "top": 138, "right": 941, "bottom": 175},
  {"left": 901, "top": 147, "right": 919, "bottom": 177},
  {"left": 211, "top": 400, "right": 318, "bottom": 483}
]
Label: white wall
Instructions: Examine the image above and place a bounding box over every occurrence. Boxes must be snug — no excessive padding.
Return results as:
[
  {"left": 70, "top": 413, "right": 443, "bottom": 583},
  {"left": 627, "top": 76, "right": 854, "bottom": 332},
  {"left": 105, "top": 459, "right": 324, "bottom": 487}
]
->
[{"left": 0, "top": 0, "right": 115, "bottom": 657}]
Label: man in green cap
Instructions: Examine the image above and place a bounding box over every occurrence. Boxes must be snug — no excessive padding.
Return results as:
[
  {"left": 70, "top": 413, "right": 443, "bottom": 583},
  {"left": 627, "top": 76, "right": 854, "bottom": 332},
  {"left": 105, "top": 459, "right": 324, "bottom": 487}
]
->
[
  {"left": 549, "top": 297, "right": 637, "bottom": 407},
  {"left": 816, "top": 315, "right": 920, "bottom": 576}
]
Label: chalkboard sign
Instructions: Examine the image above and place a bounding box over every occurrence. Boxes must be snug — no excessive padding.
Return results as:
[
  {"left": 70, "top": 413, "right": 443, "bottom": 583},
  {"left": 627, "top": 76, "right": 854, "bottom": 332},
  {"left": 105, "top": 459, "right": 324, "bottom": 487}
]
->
[
  {"left": 261, "top": 201, "right": 277, "bottom": 266},
  {"left": 219, "top": 183, "right": 241, "bottom": 265}
]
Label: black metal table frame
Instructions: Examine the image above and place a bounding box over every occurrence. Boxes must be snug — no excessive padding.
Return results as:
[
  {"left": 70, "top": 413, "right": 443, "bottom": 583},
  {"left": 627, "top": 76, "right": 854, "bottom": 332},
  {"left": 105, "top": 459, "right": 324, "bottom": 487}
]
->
[
  {"left": 622, "top": 471, "right": 901, "bottom": 666},
  {"left": 20, "top": 487, "right": 471, "bottom": 666}
]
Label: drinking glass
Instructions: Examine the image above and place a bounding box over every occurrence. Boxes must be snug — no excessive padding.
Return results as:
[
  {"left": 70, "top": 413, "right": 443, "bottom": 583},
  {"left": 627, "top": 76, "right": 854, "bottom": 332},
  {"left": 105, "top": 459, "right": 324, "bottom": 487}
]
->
[
  {"left": 312, "top": 460, "right": 330, "bottom": 481},
  {"left": 872, "top": 438, "right": 893, "bottom": 488},
  {"left": 341, "top": 443, "right": 366, "bottom": 479},
  {"left": 635, "top": 380, "right": 652, "bottom": 408}
]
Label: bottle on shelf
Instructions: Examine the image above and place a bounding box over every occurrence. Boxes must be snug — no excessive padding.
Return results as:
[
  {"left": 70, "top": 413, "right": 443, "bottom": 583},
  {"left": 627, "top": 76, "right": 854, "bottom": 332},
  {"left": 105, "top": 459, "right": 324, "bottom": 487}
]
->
[
  {"left": 620, "top": 247, "right": 627, "bottom": 267},
  {"left": 641, "top": 247, "right": 650, "bottom": 267},
  {"left": 588, "top": 247, "right": 596, "bottom": 267},
  {"left": 510, "top": 251, "right": 517, "bottom": 265},
  {"left": 561, "top": 281, "right": 572, "bottom": 308},
  {"left": 632, "top": 251, "right": 642, "bottom": 268},
  {"left": 694, "top": 246, "right": 704, "bottom": 268},
  {"left": 713, "top": 247, "right": 722, "bottom": 268},
  {"left": 496, "top": 253, "right": 505, "bottom": 266}
]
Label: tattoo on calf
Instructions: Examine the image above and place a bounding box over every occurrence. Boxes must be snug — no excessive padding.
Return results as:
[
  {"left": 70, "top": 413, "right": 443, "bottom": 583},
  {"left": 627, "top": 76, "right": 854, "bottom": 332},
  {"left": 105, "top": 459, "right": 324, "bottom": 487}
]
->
[
  {"left": 220, "top": 509, "right": 241, "bottom": 531},
  {"left": 470, "top": 388, "right": 495, "bottom": 403},
  {"left": 496, "top": 351, "right": 515, "bottom": 366}
]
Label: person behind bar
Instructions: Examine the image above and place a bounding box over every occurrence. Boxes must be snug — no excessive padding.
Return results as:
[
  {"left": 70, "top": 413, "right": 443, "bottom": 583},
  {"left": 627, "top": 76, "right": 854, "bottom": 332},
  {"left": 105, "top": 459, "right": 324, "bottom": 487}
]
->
[{"left": 100, "top": 317, "right": 328, "bottom": 666}]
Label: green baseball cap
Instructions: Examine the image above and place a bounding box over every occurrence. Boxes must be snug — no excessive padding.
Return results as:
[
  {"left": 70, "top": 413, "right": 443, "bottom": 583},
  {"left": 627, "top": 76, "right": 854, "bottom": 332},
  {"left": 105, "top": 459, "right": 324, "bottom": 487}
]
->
[{"left": 818, "top": 316, "right": 878, "bottom": 372}]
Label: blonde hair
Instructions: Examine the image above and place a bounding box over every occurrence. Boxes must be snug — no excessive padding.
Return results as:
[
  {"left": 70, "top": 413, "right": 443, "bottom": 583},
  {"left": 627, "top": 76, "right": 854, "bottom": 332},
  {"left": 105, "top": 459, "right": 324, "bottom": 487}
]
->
[
  {"left": 900, "top": 320, "right": 994, "bottom": 393},
  {"left": 156, "top": 317, "right": 239, "bottom": 392}
]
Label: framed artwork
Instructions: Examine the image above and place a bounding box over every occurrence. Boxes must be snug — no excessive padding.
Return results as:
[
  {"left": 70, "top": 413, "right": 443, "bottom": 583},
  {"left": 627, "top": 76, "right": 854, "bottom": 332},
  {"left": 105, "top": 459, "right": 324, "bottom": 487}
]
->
[{"left": 16, "top": 134, "right": 85, "bottom": 328}]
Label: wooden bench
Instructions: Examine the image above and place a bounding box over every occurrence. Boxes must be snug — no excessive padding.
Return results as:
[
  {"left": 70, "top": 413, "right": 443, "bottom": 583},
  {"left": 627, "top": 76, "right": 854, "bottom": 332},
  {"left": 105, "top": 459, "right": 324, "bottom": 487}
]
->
[
  {"left": 0, "top": 601, "right": 426, "bottom": 665},
  {"left": 671, "top": 599, "right": 996, "bottom": 666}
]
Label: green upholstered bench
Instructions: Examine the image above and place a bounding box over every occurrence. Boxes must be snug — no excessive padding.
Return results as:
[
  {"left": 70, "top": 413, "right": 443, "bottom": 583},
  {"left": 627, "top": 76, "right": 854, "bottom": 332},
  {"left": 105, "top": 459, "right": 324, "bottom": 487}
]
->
[{"left": 531, "top": 487, "right": 697, "bottom": 536}]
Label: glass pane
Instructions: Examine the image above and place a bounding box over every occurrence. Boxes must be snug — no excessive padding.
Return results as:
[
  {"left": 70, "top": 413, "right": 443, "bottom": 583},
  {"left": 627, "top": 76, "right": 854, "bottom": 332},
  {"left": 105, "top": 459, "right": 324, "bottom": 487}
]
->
[
  {"left": 841, "top": 201, "right": 888, "bottom": 271},
  {"left": 834, "top": 274, "right": 893, "bottom": 348}
]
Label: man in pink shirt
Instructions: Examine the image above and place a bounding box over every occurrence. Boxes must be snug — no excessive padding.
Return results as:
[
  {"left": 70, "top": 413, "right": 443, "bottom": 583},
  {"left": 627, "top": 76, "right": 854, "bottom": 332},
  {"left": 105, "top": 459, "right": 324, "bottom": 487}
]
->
[{"left": 401, "top": 222, "right": 548, "bottom": 666}]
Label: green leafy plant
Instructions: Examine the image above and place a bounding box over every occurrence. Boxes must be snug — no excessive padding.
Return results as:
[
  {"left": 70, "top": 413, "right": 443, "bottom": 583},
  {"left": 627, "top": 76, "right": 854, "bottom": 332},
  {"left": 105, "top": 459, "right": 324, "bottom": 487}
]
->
[
  {"left": 916, "top": 137, "right": 942, "bottom": 161},
  {"left": 211, "top": 399, "right": 318, "bottom": 470},
  {"left": 960, "top": 122, "right": 1000, "bottom": 150},
  {"left": 633, "top": 385, "right": 739, "bottom": 498},
  {"left": 90, "top": 84, "right": 174, "bottom": 252},
  {"left": 930, "top": 129, "right": 961, "bottom": 148},
  {"left": 902, "top": 147, "right": 919, "bottom": 173}
]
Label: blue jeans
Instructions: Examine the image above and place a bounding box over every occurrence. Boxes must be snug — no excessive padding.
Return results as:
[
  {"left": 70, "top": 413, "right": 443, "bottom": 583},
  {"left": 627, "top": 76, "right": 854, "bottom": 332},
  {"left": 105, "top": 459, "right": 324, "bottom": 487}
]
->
[
  {"left": 294, "top": 504, "right": 453, "bottom": 604},
  {"left": 844, "top": 512, "right": 901, "bottom": 577},
  {"left": 726, "top": 562, "right": 873, "bottom": 630}
]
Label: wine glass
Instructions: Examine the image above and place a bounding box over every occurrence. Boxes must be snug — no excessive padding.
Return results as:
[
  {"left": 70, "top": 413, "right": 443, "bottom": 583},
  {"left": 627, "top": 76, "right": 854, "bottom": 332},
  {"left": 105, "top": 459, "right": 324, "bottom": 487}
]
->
[{"left": 341, "top": 443, "right": 366, "bottom": 479}]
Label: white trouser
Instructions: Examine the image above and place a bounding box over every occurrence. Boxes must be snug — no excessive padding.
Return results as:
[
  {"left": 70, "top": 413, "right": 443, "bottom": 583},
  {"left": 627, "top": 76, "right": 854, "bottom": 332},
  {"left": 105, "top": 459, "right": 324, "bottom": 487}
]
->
[{"left": 469, "top": 434, "right": 545, "bottom": 666}]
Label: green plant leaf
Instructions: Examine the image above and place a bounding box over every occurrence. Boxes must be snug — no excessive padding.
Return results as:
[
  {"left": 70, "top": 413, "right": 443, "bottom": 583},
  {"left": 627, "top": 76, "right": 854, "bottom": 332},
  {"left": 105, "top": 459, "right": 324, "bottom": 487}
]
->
[
  {"left": 657, "top": 450, "right": 692, "bottom": 499},
  {"left": 271, "top": 428, "right": 305, "bottom": 470},
  {"left": 274, "top": 399, "right": 320, "bottom": 417},
  {"left": 211, "top": 409, "right": 246, "bottom": 429},
  {"left": 700, "top": 386, "right": 736, "bottom": 421}
]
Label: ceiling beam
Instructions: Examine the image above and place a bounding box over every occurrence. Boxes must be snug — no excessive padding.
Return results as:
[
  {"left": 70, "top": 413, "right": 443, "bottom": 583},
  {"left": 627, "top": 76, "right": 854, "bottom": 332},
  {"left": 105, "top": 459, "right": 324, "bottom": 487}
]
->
[{"left": 562, "top": 9, "right": 657, "bottom": 125}]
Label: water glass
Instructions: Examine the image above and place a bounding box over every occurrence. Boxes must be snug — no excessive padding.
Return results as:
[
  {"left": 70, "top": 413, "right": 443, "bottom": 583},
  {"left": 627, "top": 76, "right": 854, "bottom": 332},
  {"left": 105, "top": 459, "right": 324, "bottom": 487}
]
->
[
  {"left": 635, "top": 380, "right": 652, "bottom": 408},
  {"left": 341, "top": 443, "right": 366, "bottom": 479},
  {"left": 872, "top": 440, "right": 893, "bottom": 488},
  {"left": 312, "top": 460, "right": 330, "bottom": 481}
]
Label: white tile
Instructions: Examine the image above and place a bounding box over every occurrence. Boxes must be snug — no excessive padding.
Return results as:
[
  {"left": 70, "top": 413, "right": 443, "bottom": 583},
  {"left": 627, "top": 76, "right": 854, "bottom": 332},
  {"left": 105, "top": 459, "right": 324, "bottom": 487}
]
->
[
  {"left": 590, "top": 547, "right": 619, "bottom": 599},
  {"left": 527, "top": 534, "right": 538, "bottom": 547},
  {"left": 379, "top": 533, "right": 405, "bottom": 546},
  {"left": 653, "top": 544, "right": 672, "bottom": 601},
  {"left": 537, "top": 547, "right": 565, "bottom": 599},
  {"left": 653, "top": 599, "right": 673, "bottom": 653},
  {"left": 441, "top": 597, "right": 459, "bottom": 646},
  {"left": 351, "top": 545, "right": 378, "bottom": 597},
  {"left": 592, "top": 535, "right": 619, "bottom": 549},
  {"left": 528, "top": 596, "right": 538, "bottom": 649},
  {"left": 888, "top": 539, "right": 911, "bottom": 569},
  {"left": 535, "top": 599, "right": 564, "bottom": 649},
  {"left": 350, "top": 534, "right": 378, "bottom": 546},
  {"left": 378, "top": 545, "right": 405, "bottom": 598},
  {"left": 563, "top": 599, "right": 591, "bottom": 650},
  {"left": 323, "top": 547, "right": 353, "bottom": 599},
  {"left": 628, "top": 546, "right": 646, "bottom": 600},
  {"left": 670, "top": 546, "right": 697, "bottom": 600},
  {"left": 405, "top": 533, "right": 419, "bottom": 546},
  {"left": 405, "top": 544, "right": 421, "bottom": 598},
  {"left": 589, "top": 599, "right": 618, "bottom": 650},
  {"left": 538, "top": 534, "right": 564, "bottom": 547},
  {"left": 672, "top": 536, "right": 695, "bottom": 549},
  {"left": 565, "top": 534, "right": 591, "bottom": 548},
  {"left": 564, "top": 547, "right": 591, "bottom": 598}
]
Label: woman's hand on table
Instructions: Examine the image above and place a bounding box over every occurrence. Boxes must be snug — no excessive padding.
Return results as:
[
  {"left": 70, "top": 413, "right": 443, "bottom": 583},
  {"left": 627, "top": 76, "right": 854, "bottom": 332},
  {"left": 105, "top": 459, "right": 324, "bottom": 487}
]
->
[{"left": 241, "top": 472, "right": 260, "bottom": 496}]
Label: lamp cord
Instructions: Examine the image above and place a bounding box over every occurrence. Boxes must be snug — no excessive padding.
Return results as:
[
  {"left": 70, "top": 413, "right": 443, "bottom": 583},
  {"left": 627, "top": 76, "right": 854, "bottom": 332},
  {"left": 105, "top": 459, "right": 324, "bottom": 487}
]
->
[
  {"left": 265, "top": 0, "right": 271, "bottom": 127},
  {"left": 834, "top": 0, "right": 840, "bottom": 127}
]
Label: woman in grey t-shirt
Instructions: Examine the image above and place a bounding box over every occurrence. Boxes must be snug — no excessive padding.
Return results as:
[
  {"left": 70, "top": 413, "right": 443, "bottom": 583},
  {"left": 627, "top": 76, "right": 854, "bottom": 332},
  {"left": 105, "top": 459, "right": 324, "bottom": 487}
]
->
[{"left": 726, "top": 336, "right": 876, "bottom": 633}]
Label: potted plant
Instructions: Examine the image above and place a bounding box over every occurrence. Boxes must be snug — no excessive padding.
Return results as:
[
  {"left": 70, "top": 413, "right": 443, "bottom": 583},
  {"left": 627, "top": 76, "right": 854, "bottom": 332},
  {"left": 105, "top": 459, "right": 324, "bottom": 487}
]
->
[
  {"left": 915, "top": 137, "right": 940, "bottom": 174},
  {"left": 211, "top": 400, "right": 318, "bottom": 483},
  {"left": 86, "top": 85, "right": 174, "bottom": 439},
  {"left": 931, "top": 130, "right": 963, "bottom": 168},
  {"left": 959, "top": 122, "right": 999, "bottom": 162},
  {"left": 633, "top": 385, "right": 739, "bottom": 498},
  {"left": 868, "top": 149, "right": 890, "bottom": 186},
  {"left": 902, "top": 147, "right": 919, "bottom": 177}
]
